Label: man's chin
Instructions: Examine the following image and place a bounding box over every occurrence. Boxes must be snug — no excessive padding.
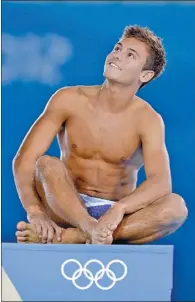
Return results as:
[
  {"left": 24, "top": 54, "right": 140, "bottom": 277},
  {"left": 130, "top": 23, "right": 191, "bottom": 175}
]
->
[{"left": 103, "top": 71, "right": 120, "bottom": 82}]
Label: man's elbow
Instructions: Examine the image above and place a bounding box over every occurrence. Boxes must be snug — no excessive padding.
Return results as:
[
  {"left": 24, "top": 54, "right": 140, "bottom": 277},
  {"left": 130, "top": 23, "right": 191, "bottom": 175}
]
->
[
  {"left": 13, "top": 152, "right": 38, "bottom": 175},
  {"left": 12, "top": 153, "right": 31, "bottom": 175},
  {"left": 12, "top": 154, "right": 23, "bottom": 174}
]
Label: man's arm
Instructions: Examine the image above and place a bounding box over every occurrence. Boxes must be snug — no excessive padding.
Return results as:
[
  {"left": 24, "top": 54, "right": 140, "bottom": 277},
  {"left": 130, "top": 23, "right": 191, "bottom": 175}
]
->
[
  {"left": 119, "top": 110, "right": 172, "bottom": 214},
  {"left": 13, "top": 87, "right": 72, "bottom": 215}
]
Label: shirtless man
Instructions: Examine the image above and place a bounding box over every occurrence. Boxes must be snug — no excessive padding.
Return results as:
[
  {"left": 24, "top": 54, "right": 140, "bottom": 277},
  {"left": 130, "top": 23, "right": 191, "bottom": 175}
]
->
[{"left": 14, "top": 25, "right": 188, "bottom": 245}]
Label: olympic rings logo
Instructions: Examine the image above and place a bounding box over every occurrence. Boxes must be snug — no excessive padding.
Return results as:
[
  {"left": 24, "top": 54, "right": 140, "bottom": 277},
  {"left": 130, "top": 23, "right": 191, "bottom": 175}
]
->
[{"left": 61, "top": 259, "right": 127, "bottom": 290}]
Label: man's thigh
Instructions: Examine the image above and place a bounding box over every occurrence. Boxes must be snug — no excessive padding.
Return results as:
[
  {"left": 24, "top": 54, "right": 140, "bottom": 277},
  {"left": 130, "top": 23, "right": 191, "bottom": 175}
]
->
[
  {"left": 34, "top": 156, "right": 86, "bottom": 226},
  {"left": 113, "top": 193, "right": 187, "bottom": 242}
]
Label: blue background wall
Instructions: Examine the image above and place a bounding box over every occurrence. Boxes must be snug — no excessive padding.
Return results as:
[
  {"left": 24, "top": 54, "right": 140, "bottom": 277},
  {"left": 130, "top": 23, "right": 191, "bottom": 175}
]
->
[{"left": 2, "top": 1, "right": 195, "bottom": 301}]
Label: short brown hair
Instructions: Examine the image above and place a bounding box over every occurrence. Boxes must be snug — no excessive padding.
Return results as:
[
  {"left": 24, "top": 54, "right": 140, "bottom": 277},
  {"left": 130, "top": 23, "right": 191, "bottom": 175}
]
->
[{"left": 121, "top": 25, "right": 166, "bottom": 88}]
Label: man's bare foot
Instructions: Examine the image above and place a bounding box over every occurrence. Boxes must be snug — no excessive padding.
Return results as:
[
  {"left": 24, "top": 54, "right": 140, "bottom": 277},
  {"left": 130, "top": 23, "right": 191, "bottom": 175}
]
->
[
  {"left": 16, "top": 221, "right": 41, "bottom": 243},
  {"left": 82, "top": 219, "right": 114, "bottom": 245},
  {"left": 92, "top": 204, "right": 125, "bottom": 244},
  {"left": 16, "top": 221, "right": 87, "bottom": 244},
  {"left": 91, "top": 226, "right": 115, "bottom": 244}
]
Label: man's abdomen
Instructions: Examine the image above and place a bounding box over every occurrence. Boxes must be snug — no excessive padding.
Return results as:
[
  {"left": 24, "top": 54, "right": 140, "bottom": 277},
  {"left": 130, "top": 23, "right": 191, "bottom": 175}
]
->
[{"left": 64, "top": 156, "right": 138, "bottom": 201}]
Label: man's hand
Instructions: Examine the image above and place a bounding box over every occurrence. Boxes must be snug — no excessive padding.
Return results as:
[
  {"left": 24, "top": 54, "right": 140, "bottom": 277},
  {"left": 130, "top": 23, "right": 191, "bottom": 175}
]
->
[{"left": 27, "top": 211, "right": 62, "bottom": 243}]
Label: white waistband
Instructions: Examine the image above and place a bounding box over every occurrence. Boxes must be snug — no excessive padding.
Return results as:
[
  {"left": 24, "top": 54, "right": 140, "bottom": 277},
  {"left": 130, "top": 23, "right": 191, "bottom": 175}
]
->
[{"left": 79, "top": 193, "right": 115, "bottom": 208}]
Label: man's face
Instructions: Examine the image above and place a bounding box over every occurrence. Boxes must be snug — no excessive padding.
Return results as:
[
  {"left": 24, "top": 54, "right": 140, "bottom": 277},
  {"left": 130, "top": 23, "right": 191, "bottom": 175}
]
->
[{"left": 103, "top": 37, "right": 154, "bottom": 86}]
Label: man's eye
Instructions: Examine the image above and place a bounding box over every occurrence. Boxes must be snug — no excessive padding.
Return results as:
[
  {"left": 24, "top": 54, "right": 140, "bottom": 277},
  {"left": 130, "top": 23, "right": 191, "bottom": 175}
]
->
[
  {"left": 114, "top": 47, "right": 120, "bottom": 51},
  {"left": 128, "top": 52, "right": 134, "bottom": 58}
]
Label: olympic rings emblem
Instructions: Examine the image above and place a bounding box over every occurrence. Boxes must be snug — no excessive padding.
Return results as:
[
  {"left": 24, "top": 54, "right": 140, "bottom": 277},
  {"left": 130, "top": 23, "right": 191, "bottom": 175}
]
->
[{"left": 61, "top": 259, "right": 127, "bottom": 290}]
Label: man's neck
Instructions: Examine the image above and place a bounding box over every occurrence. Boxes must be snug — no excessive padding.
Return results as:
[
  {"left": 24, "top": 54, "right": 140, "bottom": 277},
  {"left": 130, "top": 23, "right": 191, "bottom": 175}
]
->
[{"left": 97, "top": 80, "right": 139, "bottom": 112}]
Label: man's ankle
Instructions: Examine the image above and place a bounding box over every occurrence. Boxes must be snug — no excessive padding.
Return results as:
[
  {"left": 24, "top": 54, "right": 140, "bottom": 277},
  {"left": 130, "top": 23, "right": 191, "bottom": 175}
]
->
[{"left": 80, "top": 218, "right": 98, "bottom": 239}]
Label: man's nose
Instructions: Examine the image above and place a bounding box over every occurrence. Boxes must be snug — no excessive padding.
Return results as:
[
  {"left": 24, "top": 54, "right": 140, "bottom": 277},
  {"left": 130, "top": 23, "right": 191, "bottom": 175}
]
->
[{"left": 114, "top": 52, "right": 122, "bottom": 61}]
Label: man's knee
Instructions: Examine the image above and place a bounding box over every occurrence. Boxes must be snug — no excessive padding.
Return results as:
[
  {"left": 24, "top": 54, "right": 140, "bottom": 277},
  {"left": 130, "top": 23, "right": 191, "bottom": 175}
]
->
[
  {"left": 35, "top": 155, "right": 63, "bottom": 176},
  {"left": 165, "top": 193, "right": 188, "bottom": 225}
]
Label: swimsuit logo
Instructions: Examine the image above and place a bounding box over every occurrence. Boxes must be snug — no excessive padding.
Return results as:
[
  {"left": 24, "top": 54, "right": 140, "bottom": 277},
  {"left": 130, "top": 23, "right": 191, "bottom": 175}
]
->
[{"left": 61, "top": 259, "right": 127, "bottom": 290}]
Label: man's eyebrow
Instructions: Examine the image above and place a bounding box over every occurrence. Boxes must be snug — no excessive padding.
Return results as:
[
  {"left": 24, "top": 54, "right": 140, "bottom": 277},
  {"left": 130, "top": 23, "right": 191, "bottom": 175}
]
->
[
  {"left": 116, "top": 42, "right": 140, "bottom": 57},
  {"left": 127, "top": 48, "right": 140, "bottom": 57}
]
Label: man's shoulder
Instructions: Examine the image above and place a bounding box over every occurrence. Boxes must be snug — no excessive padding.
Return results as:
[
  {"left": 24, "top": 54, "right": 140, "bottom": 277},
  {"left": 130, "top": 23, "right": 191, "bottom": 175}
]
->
[
  {"left": 46, "top": 85, "right": 100, "bottom": 112},
  {"left": 56, "top": 85, "right": 100, "bottom": 98},
  {"left": 53, "top": 85, "right": 81, "bottom": 97},
  {"left": 135, "top": 96, "right": 164, "bottom": 122},
  {"left": 48, "top": 85, "right": 92, "bottom": 106}
]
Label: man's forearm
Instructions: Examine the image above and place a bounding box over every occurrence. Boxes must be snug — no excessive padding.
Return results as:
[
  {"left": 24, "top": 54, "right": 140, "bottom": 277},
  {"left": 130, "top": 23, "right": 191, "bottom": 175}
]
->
[
  {"left": 13, "top": 165, "right": 44, "bottom": 214},
  {"left": 119, "top": 177, "right": 172, "bottom": 214}
]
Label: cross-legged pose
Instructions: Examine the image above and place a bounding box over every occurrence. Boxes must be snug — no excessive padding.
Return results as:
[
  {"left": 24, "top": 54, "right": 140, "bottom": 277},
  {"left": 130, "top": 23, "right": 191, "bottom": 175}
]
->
[{"left": 14, "top": 25, "right": 188, "bottom": 245}]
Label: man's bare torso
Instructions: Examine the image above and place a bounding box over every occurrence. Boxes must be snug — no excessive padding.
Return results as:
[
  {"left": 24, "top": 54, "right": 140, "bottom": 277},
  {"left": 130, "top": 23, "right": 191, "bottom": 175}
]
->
[{"left": 56, "top": 86, "right": 155, "bottom": 201}]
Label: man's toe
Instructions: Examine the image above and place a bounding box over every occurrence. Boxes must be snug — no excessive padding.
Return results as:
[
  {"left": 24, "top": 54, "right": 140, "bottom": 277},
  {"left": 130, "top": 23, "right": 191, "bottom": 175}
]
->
[
  {"left": 16, "top": 230, "right": 29, "bottom": 237},
  {"left": 107, "top": 224, "right": 117, "bottom": 232},
  {"left": 17, "top": 236, "right": 28, "bottom": 243},
  {"left": 100, "top": 231, "right": 108, "bottom": 238},
  {"left": 17, "top": 221, "right": 27, "bottom": 231}
]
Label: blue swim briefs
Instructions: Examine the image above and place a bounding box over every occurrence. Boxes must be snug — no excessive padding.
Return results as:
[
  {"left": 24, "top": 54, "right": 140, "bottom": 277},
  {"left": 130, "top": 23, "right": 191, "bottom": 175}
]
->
[{"left": 80, "top": 193, "right": 115, "bottom": 220}]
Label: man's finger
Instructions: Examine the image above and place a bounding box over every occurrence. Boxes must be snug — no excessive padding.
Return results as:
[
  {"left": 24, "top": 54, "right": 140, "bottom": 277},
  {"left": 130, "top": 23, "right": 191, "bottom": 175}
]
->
[
  {"left": 41, "top": 223, "right": 48, "bottom": 243},
  {"left": 53, "top": 224, "right": 62, "bottom": 242},
  {"left": 47, "top": 226, "right": 54, "bottom": 243},
  {"left": 34, "top": 223, "right": 42, "bottom": 238}
]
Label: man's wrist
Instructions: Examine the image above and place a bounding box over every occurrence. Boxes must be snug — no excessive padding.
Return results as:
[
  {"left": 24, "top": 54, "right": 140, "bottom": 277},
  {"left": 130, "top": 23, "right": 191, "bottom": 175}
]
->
[
  {"left": 115, "top": 201, "right": 127, "bottom": 215},
  {"left": 27, "top": 205, "right": 44, "bottom": 215}
]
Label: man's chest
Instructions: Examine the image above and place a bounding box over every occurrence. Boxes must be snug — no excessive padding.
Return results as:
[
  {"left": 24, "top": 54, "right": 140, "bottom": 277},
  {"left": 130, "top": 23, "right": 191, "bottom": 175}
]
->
[{"left": 62, "top": 111, "right": 141, "bottom": 164}]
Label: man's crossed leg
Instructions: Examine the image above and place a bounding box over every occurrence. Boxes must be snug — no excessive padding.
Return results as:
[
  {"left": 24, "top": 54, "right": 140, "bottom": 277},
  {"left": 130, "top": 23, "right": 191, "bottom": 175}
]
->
[{"left": 16, "top": 156, "right": 188, "bottom": 245}]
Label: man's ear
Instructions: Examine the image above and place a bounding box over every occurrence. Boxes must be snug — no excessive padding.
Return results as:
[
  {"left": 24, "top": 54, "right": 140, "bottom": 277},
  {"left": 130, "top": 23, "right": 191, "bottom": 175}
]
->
[{"left": 140, "top": 70, "right": 155, "bottom": 84}]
